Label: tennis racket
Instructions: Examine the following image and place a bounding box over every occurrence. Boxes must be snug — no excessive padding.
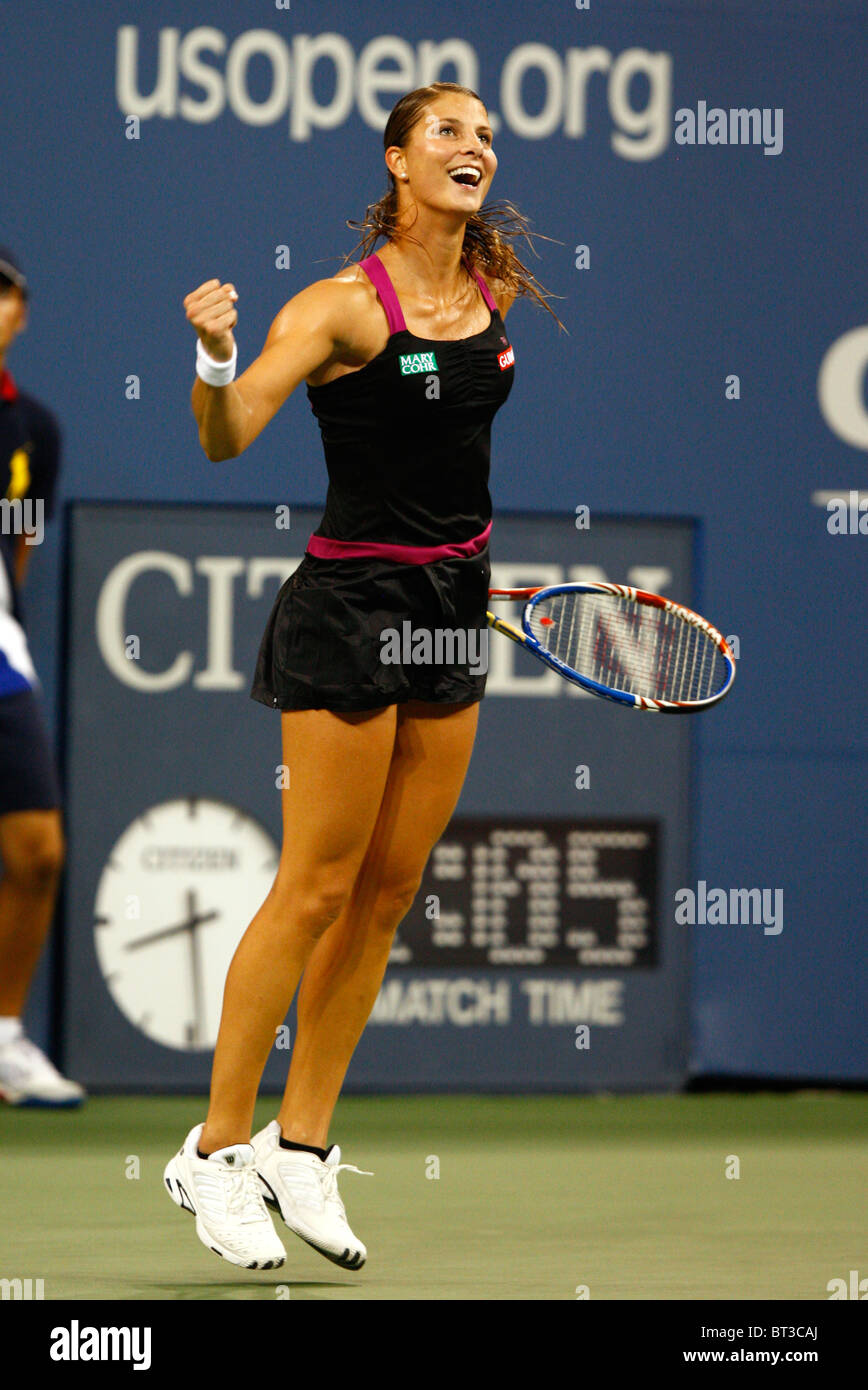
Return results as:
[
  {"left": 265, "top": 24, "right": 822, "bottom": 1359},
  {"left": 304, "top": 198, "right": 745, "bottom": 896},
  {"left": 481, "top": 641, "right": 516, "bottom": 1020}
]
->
[{"left": 487, "top": 582, "right": 735, "bottom": 711}]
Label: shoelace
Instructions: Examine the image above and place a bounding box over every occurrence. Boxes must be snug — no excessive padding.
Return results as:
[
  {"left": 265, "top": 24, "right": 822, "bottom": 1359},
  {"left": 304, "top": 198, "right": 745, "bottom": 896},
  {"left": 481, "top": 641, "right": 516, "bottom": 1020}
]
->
[
  {"left": 322, "top": 1162, "right": 374, "bottom": 1215},
  {"left": 222, "top": 1164, "right": 270, "bottom": 1225}
]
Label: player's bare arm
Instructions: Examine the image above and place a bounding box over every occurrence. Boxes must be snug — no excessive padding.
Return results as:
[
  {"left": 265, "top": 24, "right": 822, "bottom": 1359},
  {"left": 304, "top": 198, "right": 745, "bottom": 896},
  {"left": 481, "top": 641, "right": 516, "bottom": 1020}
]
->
[{"left": 185, "top": 275, "right": 379, "bottom": 462}]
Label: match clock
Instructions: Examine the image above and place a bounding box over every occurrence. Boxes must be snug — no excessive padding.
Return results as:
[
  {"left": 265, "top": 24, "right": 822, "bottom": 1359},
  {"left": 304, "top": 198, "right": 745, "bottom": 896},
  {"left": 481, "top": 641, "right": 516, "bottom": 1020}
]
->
[{"left": 93, "top": 798, "right": 279, "bottom": 1051}]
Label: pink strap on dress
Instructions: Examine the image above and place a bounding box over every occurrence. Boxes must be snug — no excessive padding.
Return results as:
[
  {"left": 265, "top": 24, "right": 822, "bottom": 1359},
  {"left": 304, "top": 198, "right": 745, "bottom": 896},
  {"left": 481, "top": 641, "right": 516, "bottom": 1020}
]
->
[
  {"left": 465, "top": 260, "right": 498, "bottom": 314},
  {"left": 359, "top": 252, "right": 497, "bottom": 334},
  {"left": 358, "top": 254, "right": 407, "bottom": 334}
]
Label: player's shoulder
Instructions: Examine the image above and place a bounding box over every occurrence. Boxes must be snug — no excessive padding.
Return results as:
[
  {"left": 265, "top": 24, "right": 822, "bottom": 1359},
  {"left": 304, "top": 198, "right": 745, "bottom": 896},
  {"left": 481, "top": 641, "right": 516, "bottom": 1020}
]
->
[
  {"left": 268, "top": 264, "right": 381, "bottom": 358},
  {"left": 476, "top": 268, "right": 517, "bottom": 319},
  {"left": 273, "top": 265, "right": 378, "bottom": 331}
]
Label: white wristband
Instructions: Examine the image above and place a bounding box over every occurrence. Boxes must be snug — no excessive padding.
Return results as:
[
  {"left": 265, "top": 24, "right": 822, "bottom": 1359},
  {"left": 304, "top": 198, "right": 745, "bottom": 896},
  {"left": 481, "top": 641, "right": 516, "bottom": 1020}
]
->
[{"left": 196, "top": 338, "right": 237, "bottom": 387}]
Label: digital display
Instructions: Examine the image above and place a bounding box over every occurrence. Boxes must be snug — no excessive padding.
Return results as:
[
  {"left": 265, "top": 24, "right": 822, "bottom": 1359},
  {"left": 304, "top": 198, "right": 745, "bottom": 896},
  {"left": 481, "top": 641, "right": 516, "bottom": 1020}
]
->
[{"left": 391, "top": 820, "right": 659, "bottom": 969}]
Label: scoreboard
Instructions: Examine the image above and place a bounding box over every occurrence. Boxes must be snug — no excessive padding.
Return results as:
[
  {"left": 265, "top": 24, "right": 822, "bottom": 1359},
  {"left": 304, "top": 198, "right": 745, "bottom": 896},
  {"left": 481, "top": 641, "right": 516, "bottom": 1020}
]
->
[{"left": 394, "top": 819, "right": 658, "bottom": 969}]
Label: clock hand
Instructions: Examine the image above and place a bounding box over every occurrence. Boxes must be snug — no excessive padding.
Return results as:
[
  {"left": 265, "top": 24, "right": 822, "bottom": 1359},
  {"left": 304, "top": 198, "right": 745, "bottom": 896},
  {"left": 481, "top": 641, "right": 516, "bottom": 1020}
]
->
[
  {"left": 188, "top": 890, "right": 206, "bottom": 1049},
  {"left": 125, "top": 908, "right": 220, "bottom": 952}
]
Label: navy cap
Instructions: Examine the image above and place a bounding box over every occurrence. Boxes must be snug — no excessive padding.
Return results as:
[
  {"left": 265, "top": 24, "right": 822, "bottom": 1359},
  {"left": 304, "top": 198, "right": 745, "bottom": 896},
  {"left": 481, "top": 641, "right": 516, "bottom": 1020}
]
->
[{"left": 0, "top": 248, "right": 28, "bottom": 299}]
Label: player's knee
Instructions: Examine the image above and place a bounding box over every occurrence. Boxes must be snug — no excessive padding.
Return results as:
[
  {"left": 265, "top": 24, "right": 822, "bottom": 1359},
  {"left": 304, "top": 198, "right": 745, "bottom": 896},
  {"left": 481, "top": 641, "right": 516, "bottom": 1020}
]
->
[
  {"left": 290, "top": 875, "right": 355, "bottom": 940},
  {"left": 2, "top": 824, "right": 65, "bottom": 888},
  {"left": 373, "top": 873, "right": 423, "bottom": 929}
]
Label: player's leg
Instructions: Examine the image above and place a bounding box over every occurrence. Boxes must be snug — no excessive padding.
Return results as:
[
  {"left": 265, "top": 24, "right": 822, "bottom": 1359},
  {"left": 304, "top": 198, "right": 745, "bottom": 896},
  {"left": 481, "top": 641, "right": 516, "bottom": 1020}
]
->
[
  {"left": 250, "top": 698, "right": 479, "bottom": 1266},
  {"left": 199, "top": 703, "right": 400, "bottom": 1152},
  {"left": 165, "top": 701, "right": 401, "bottom": 1266},
  {"left": 0, "top": 687, "right": 83, "bottom": 1107},
  {"left": 0, "top": 809, "right": 64, "bottom": 1017},
  {"left": 279, "top": 697, "right": 480, "bottom": 1143}
]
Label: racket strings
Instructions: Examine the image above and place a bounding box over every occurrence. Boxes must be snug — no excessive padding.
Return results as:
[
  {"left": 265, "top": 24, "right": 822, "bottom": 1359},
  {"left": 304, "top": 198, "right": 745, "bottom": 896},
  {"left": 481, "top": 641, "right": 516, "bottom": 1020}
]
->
[{"left": 528, "top": 593, "right": 729, "bottom": 702}]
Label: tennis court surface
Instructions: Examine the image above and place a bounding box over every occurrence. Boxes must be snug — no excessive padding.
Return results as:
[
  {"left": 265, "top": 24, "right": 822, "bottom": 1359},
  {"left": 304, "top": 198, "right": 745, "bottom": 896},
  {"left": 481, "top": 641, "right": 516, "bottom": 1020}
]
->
[{"left": 2, "top": 1092, "right": 864, "bottom": 1301}]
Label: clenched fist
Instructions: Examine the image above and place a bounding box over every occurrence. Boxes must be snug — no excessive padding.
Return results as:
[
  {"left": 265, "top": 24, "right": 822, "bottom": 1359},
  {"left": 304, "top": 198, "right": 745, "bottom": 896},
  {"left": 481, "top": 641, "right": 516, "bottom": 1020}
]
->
[{"left": 184, "top": 279, "right": 238, "bottom": 362}]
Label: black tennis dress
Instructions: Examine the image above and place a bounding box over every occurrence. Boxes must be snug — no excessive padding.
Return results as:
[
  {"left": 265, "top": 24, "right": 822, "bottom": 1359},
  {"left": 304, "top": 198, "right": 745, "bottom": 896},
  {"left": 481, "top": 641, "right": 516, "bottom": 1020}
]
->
[{"left": 250, "top": 249, "right": 516, "bottom": 712}]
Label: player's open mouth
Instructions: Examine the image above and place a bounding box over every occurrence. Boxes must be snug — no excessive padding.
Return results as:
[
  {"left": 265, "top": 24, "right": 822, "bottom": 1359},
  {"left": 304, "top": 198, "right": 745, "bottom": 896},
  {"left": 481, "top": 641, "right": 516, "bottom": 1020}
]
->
[{"left": 448, "top": 166, "right": 482, "bottom": 187}]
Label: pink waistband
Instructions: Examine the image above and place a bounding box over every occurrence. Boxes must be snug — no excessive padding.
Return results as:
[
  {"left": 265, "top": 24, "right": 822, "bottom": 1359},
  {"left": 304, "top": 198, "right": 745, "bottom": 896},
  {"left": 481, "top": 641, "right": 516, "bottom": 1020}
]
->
[{"left": 306, "top": 521, "right": 492, "bottom": 565}]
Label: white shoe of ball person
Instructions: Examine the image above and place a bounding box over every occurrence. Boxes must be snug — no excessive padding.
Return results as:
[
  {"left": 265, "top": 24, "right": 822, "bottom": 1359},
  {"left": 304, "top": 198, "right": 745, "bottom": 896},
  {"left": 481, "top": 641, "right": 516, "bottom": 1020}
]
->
[
  {"left": 164, "top": 1122, "right": 286, "bottom": 1269},
  {"left": 252, "top": 1120, "right": 372, "bottom": 1270},
  {"left": 0, "top": 1033, "right": 86, "bottom": 1107}
]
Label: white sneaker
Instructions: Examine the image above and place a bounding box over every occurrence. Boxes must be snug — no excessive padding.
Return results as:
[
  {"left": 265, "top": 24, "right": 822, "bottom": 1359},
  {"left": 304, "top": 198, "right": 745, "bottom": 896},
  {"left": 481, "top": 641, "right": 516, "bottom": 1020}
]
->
[
  {"left": 0, "top": 1035, "right": 86, "bottom": 1107},
  {"left": 252, "top": 1120, "right": 372, "bottom": 1270},
  {"left": 164, "top": 1123, "right": 286, "bottom": 1269}
]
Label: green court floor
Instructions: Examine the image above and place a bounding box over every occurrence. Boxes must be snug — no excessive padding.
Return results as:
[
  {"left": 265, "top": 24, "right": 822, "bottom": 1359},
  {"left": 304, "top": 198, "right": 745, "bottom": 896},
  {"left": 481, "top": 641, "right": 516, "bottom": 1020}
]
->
[{"left": 1, "top": 1093, "right": 864, "bottom": 1300}]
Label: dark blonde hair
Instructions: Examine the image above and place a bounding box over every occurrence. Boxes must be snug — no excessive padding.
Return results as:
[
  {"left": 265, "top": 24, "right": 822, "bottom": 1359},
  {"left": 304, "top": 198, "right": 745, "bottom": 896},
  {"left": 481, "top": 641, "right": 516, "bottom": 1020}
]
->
[{"left": 343, "top": 82, "right": 565, "bottom": 329}]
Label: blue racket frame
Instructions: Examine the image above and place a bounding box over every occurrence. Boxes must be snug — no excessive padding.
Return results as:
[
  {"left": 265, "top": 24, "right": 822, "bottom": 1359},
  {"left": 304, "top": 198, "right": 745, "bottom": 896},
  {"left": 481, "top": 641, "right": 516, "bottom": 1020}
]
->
[{"left": 487, "top": 581, "right": 736, "bottom": 712}]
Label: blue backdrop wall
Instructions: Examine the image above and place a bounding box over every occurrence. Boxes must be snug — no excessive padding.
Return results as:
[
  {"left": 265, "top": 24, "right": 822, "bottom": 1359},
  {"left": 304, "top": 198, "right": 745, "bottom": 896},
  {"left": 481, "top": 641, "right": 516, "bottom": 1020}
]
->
[{"left": 3, "top": 0, "right": 866, "bottom": 1080}]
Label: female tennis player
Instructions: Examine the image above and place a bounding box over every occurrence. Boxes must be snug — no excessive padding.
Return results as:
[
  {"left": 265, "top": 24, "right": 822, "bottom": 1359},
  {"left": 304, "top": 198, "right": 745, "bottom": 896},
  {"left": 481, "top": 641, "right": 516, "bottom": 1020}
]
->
[{"left": 164, "top": 82, "right": 561, "bottom": 1270}]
